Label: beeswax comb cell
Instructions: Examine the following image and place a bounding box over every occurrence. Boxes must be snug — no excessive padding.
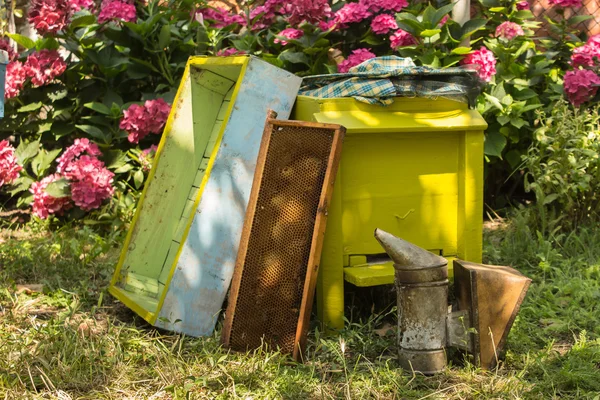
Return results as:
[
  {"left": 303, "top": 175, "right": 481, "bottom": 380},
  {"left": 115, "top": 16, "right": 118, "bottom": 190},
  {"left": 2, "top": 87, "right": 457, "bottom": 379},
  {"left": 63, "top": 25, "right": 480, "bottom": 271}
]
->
[
  {"left": 109, "top": 56, "right": 302, "bottom": 337},
  {"left": 222, "top": 114, "right": 345, "bottom": 361}
]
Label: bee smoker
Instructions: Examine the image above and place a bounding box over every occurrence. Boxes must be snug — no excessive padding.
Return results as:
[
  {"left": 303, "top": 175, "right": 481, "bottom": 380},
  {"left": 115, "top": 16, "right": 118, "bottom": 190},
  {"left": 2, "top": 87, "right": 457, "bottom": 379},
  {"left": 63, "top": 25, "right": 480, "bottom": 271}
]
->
[{"left": 374, "top": 229, "right": 531, "bottom": 373}]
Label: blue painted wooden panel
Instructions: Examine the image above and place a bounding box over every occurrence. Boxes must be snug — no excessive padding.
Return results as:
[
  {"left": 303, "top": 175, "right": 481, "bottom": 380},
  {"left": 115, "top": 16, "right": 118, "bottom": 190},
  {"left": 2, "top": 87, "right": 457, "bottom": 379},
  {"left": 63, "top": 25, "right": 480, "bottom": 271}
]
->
[
  {"left": 0, "top": 60, "right": 6, "bottom": 119},
  {"left": 156, "top": 58, "right": 302, "bottom": 336}
]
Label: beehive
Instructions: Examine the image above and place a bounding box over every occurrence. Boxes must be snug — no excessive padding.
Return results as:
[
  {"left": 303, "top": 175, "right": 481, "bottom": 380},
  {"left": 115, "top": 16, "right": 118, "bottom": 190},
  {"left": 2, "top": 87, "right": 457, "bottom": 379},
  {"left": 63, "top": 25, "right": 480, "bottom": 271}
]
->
[
  {"left": 222, "top": 115, "right": 344, "bottom": 360},
  {"left": 109, "top": 56, "right": 301, "bottom": 336},
  {"left": 293, "top": 95, "right": 487, "bottom": 329}
]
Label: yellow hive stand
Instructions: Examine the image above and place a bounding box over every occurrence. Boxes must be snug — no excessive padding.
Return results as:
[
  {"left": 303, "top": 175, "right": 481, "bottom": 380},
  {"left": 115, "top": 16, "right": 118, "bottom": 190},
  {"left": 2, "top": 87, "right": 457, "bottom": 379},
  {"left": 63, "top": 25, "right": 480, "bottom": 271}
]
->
[{"left": 292, "top": 95, "right": 487, "bottom": 330}]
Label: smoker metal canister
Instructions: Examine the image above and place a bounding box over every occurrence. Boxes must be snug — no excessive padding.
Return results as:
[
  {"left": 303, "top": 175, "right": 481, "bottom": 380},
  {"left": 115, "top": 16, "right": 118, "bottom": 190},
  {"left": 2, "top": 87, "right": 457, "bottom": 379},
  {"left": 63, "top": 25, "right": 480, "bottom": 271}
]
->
[{"left": 374, "top": 229, "right": 448, "bottom": 374}]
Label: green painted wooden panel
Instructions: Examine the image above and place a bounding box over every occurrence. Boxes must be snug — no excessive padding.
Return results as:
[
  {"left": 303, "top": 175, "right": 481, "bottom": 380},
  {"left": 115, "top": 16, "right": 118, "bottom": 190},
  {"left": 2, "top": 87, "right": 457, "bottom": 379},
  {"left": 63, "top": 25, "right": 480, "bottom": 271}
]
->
[
  {"left": 119, "top": 69, "right": 237, "bottom": 287},
  {"left": 159, "top": 241, "right": 182, "bottom": 285}
]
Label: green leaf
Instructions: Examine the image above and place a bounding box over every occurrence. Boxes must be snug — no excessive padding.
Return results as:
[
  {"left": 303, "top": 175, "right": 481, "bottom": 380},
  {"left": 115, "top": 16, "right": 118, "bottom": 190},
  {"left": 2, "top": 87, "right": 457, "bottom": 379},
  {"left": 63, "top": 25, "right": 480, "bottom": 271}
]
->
[
  {"left": 505, "top": 149, "right": 522, "bottom": 169},
  {"left": 114, "top": 163, "right": 134, "bottom": 173},
  {"left": 510, "top": 117, "right": 527, "bottom": 128},
  {"left": 15, "top": 141, "right": 40, "bottom": 164},
  {"left": 514, "top": 41, "right": 532, "bottom": 58},
  {"left": 420, "top": 29, "right": 441, "bottom": 38},
  {"left": 6, "top": 176, "right": 34, "bottom": 196},
  {"left": 497, "top": 115, "right": 510, "bottom": 125},
  {"left": 158, "top": 24, "right": 171, "bottom": 49},
  {"left": 45, "top": 178, "right": 71, "bottom": 198},
  {"left": 460, "top": 19, "right": 487, "bottom": 39},
  {"left": 76, "top": 124, "right": 109, "bottom": 143},
  {"left": 31, "top": 148, "right": 61, "bottom": 177},
  {"left": 451, "top": 46, "right": 472, "bottom": 55},
  {"left": 567, "top": 15, "right": 592, "bottom": 25},
  {"left": 17, "top": 102, "right": 43, "bottom": 113},
  {"left": 542, "top": 193, "right": 559, "bottom": 205},
  {"left": 514, "top": 10, "right": 534, "bottom": 19},
  {"left": 489, "top": 7, "right": 506, "bottom": 12},
  {"left": 104, "top": 150, "right": 128, "bottom": 169},
  {"left": 432, "top": 3, "right": 455, "bottom": 27},
  {"left": 422, "top": 5, "right": 437, "bottom": 28},
  {"left": 133, "top": 169, "right": 144, "bottom": 189},
  {"left": 484, "top": 131, "right": 507, "bottom": 157},
  {"left": 484, "top": 93, "right": 504, "bottom": 111},
  {"left": 70, "top": 14, "right": 97, "bottom": 28},
  {"left": 84, "top": 102, "right": 112, "bottom": 115},
  {"left": 513, "top": 88, "right": 538, "bottom": 100},
  {"left": 52, "top": 121, "right": 76, "bottom": 139},
  {"left": 278, "top": 50, "right": 310, "bottom": 65},
  {"left": 7, "top": 33, "right": 35, "bottom": 49},
  {"left": 396, "top": 20, "right": 422, "bottom": 35}
]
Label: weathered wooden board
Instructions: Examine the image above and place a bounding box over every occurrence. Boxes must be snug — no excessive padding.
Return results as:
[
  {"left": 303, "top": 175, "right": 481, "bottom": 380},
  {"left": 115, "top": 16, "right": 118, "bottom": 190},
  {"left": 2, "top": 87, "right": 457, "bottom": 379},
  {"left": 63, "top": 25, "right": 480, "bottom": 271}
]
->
[{"left": 155, "top": 58, "right": 301, "bottom": 336}]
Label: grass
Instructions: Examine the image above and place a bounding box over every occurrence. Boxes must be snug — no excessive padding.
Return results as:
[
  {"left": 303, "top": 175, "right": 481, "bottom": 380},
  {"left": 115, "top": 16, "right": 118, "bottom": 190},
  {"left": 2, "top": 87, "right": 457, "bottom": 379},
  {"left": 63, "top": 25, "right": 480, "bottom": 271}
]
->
[{"left": 0, "top": 213, "right": 599, "bottom": 399}]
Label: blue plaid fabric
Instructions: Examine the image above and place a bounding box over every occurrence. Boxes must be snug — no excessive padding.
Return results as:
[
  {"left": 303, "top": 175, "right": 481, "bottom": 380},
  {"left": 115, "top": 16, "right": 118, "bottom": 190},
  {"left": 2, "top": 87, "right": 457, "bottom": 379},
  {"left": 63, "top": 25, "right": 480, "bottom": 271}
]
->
[{"left": 299, "top": 56, "right": 481, "bottom": 106}]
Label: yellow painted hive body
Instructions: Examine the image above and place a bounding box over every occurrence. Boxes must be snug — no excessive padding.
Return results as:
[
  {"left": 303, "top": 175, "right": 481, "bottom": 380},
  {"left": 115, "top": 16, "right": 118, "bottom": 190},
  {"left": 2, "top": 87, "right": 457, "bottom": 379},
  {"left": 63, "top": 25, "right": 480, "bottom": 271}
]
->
[{"left": 292, "top": 95, "right": 487, "bottom": 329}]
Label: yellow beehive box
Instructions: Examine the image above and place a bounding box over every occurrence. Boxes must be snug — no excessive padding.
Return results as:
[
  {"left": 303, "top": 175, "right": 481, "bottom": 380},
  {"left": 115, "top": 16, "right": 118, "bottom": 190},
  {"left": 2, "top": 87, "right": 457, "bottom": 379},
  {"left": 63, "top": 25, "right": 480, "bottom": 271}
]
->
[{"left": 292, "top": 95, "right": 487, "bottom": 329}]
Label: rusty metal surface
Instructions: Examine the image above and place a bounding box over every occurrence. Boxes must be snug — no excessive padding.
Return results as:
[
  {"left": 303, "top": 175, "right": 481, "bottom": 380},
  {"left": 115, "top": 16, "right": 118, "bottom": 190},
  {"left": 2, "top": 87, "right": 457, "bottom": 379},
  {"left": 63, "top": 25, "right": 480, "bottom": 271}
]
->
[
  {"left": 453, "top": 259, "right": 532, "bottom": 369},
  {"left": 222, "top": 115, "right": 345, "bottom": 360},
  {"left": 374, "top": 229, "right": 449, "bottom": 374}
]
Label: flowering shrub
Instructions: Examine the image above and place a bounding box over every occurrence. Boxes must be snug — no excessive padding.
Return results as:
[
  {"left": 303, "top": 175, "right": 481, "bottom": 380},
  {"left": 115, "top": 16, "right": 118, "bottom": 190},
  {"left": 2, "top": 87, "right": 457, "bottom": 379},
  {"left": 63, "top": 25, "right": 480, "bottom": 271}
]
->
[
  {"left": 0, "top": 0, "right": 598, "bottom": 222},
  {"left": 524, "top": 100, "right": 600, "bottom": 229}
]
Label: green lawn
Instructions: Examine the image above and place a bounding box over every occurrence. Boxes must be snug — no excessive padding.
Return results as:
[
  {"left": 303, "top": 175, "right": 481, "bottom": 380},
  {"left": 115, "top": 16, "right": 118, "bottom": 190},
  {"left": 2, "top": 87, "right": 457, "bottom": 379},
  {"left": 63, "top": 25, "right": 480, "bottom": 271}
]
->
[{"left": 0, "top": 213, "right": 599, "bottom": 399}]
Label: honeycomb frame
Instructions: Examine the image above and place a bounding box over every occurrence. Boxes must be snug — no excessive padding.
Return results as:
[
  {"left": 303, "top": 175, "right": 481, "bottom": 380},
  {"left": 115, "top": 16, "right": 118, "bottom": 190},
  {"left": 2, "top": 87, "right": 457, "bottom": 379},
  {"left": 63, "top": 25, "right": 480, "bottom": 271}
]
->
[{"left": 222, "top": 111, "right": 345, "bottom": 360}]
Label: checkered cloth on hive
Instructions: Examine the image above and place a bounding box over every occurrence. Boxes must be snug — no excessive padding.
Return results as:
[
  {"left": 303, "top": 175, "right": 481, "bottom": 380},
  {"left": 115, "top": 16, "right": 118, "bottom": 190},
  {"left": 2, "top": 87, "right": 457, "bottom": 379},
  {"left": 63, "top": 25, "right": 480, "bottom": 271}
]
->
[{"left": 299, "top": 56, "right": 483, "bottom": 107}]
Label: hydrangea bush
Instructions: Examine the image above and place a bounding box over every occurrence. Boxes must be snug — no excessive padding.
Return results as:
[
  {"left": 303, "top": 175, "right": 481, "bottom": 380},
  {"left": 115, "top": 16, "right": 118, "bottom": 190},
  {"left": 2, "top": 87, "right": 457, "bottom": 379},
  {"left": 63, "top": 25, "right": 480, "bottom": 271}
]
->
[{"left": 1, "top": 0, "right": 598, "bottom": 223}]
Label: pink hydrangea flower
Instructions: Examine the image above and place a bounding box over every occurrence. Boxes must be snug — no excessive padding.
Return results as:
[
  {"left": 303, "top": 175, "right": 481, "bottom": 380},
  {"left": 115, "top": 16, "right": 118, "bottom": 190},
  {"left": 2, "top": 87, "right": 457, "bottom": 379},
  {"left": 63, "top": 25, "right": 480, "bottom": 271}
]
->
[
  {"left": 140, "top": 145, "right": 158, "bottom": 171},
  {"left": 0, "top": 38, "right": 17, "bottom": 61},
  {"left": 98, "top": 0, "right": 136, "bottom": 24},
  {"left": 120, "top": 98, "right": 171, "bottom": 143},
  {"left": 0, "top": 140, "right": 22, "bottom": 187},
  {"left": 548, "top": 0, "right": 582, "bottom": 7},
  {"left": 28, "top": 0, "right": 70, "bottom": 35},
  {"left": 4, "top": 61, "right": 27, "bottom": 99},
  {"left": 371, "top": 14, "right": 398, "bottom": 35},
  {"left": 274, "top": 28, "right": 304, "bottom": 45},
  {"left": 280, "top": 0, "right": 331, "bottom": 26},
  {"left": 30, "top": 174, "right": 73, "bottom": 219},
  {"left": 61, "top": 154, "right": 104, "bottom": 181},
  {"left": 390, "top": 29, "right": 417, "bottom": 49},
  {"left": 54, "top": 141, "right": 115, "bottom": 211},
  {"left": 563, "top": 69, "right": 600, "bottom": 106},
  {"left": 23, "top": 49, "right": 67, "bottom": 87},
  {"left": 56, "top": 138, "right": 101, "bottom": 174},
  {"left": 216, "top": 48, "right": 247, "bottom": 56},
  {"left": 144, "top": 98, "right": 171, "bottom": 134},
  {"left": 70, "top": 166, "right": 115, "bottom": 211},
  {"left": 461, "top": 47, "right": 497, "bottom": 83},
  {"left": 249, "top": 0, "right": 280, "bottom": 30},
  {"left": 70, "top": 0, "right": 95, "bottom": 12},
  {"left": 332, "top": 3, "right": 371, "bottom": 29},
  {"left": 588, "top": 34, "right": 600, "bottom": 49},
  {"left": 337, "top": 48, "right": 376, "bottom": 73},
  {"left": 516, "top": 1, "right": 530, "bottom": 10},
  {"left": 570, "top": 44, "right": 600, "bottom": 68},
  {"left": 196, "top": 7, "right": 245, "bottom": 28},
  {"left": 495, "top": 21, "right": 525, "bottom": 40},
  {"left": 360, "top": 0, "right": 408, "bottom": 12}
]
